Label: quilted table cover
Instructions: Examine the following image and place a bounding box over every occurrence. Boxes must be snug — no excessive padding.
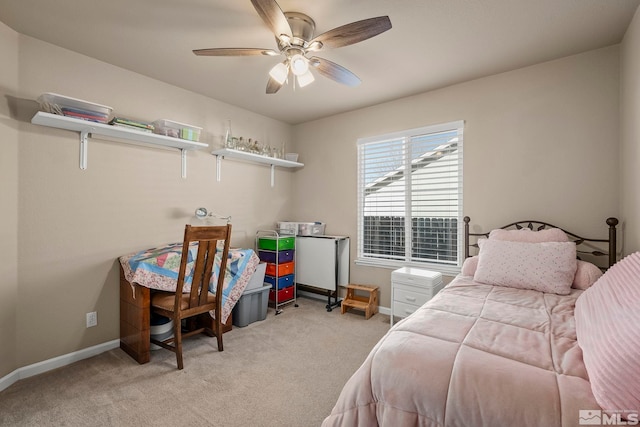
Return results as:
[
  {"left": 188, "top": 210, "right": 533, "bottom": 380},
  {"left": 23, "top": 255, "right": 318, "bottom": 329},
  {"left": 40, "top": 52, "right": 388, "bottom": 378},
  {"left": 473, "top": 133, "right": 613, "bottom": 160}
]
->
[{"left": 119, "top": 242, "right": 260, "bottom": 323}]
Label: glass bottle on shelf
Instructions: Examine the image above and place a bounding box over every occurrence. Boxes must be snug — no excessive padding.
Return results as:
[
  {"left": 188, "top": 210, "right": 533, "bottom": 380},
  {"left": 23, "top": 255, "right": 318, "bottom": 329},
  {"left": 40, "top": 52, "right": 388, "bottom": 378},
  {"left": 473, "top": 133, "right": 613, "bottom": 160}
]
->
[{"left": 224, "top": 119, "right": 234, "bottom": 149}]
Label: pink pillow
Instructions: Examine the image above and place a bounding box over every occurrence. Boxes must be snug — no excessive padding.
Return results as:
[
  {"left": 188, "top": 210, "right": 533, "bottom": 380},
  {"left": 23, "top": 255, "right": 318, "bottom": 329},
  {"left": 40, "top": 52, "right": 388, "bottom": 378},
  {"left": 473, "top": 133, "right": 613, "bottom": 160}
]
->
[
  {"left": 489, "top": 227, "right": 569, "bottom": 243},
  {"left": 575, "top": 252, "right": 640, "bottom": 418},
  {"left": 461, "top": 256, "right": 478, "bottom": 276},
  {"left": 572, "top": 260, "right": 603, "bottom": 290},
  {"left": 473, "top": 239, "right": 577, "bottom": 295}
]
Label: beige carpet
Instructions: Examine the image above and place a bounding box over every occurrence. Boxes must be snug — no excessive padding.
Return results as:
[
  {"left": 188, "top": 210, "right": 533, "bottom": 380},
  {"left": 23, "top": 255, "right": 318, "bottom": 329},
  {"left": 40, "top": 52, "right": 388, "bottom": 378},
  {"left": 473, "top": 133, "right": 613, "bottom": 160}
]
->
[{"left": 0, "top": 296, "right": 390, "bottom": 426}]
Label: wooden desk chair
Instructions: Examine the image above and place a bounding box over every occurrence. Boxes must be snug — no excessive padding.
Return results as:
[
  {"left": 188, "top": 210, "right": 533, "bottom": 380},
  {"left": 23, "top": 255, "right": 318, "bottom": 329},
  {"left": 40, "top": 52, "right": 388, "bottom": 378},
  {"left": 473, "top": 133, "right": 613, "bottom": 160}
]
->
[{"left": 150, "top": 224, "right": 231, "bottom": 369}]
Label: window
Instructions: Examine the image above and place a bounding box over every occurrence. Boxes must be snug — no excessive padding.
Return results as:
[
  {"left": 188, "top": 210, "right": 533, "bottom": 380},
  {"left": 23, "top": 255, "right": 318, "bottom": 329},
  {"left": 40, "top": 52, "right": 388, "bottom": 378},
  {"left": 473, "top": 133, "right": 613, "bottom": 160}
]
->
[{"left": 356, "top": 121, "right": 464, "bottom": 274}]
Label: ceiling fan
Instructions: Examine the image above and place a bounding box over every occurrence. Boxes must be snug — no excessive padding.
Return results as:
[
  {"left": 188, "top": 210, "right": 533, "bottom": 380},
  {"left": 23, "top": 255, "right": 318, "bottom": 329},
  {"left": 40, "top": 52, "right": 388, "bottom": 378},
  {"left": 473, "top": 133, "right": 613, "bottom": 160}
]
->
[{"left": 193, "top": 0, "right": 392, "bottom": 94}]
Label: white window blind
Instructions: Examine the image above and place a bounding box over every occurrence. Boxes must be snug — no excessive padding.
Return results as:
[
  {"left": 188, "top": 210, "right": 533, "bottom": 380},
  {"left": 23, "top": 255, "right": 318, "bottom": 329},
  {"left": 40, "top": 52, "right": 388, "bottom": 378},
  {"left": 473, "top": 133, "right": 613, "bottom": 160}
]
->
[{"left": 356, "top": 121, "right": 464, "bottom": 271}]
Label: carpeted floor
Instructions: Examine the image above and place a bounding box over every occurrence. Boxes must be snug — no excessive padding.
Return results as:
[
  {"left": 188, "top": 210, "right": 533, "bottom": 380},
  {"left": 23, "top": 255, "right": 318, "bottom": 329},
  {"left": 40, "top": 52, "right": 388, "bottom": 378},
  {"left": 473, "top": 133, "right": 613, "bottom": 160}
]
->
[{"left": 0, "top": 296, "right": 390, "bottom": 426}]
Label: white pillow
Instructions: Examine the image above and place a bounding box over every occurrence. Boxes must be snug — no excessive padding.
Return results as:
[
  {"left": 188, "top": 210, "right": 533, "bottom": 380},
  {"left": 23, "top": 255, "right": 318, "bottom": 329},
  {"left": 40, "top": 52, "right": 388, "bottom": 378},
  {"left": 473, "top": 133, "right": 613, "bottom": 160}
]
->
[{"left": 473, "top": 239, "right": 577, "bottom": 295}]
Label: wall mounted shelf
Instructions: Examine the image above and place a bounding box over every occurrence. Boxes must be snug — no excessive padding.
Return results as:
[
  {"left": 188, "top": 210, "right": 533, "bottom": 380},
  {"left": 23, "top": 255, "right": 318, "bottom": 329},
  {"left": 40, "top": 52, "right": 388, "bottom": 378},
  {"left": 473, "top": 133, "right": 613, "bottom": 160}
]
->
[
  {"left": 211, "top": 148, "right": 303, "bottom": 187},
  {"left": 31, "top": 112, "right": 208, "bottom": 178}
]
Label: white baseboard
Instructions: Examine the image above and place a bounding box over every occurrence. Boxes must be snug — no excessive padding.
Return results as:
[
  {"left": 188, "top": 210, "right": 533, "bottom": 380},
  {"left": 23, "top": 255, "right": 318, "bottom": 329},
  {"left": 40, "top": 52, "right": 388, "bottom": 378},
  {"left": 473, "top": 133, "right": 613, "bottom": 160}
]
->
[
  {"left": 0, "top": 339, "right": 120, "bottom": 392},
  {"left": 0, "top": 296, "right": 391, "bottom": 393},
  {"left": 297, "top": 289, "right": 391, "bottom": 316}
]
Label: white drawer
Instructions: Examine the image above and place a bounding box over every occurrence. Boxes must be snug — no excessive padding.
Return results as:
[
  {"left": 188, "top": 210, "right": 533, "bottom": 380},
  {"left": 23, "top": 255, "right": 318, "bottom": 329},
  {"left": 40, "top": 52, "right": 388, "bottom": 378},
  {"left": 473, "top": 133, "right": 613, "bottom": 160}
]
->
[
  {"left": 393, "top": 279, "right": 439, "bottom": 296},
  {"left": 393, "top": 285, "right": 432, "bottom": 306},
  {"left": 393, "top": 300, "right": 420, "bottom": 319},
  {"left": 392, "top": 267, "right": 442, "bottom": 286}
]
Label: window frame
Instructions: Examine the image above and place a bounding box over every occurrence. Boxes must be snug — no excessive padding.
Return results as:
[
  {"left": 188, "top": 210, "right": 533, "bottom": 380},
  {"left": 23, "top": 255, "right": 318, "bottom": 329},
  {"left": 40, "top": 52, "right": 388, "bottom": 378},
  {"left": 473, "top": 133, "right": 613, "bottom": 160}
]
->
[{"left": 355, "top": 120, "right": 464, "bottom": 275}]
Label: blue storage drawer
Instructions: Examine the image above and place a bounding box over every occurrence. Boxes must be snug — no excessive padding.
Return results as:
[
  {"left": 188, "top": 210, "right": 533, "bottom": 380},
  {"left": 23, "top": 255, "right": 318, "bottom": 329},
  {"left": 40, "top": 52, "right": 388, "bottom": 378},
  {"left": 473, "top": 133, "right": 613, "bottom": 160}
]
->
[
  {"left": 264, "top": 274, "right": 295, "bottom": 290},
  {"left": 258, "top": 250, "right": 294, "bottom": 264}
]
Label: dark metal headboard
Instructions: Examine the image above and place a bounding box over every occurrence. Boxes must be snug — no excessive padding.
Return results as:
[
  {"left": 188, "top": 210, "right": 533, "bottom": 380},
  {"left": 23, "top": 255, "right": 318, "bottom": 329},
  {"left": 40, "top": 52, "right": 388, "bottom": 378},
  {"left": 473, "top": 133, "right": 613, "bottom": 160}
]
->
[{"left": 463, "top": 216, "right": 619, "bottom": 269}]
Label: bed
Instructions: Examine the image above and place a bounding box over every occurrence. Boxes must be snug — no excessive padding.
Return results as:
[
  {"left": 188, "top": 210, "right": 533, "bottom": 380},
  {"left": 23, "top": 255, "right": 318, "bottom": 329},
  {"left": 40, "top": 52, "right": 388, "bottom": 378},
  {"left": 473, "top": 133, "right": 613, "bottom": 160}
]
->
[{"left": 322, "top": 216, "right": 640, "bottom": 427}]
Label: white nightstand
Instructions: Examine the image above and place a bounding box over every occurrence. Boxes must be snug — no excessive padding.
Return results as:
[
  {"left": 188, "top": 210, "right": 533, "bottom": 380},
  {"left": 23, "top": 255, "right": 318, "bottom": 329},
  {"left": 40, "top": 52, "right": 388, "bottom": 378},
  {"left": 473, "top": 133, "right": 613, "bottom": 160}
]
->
[{"left": 391, "top": 267, "right": 444, "bottom": 326}]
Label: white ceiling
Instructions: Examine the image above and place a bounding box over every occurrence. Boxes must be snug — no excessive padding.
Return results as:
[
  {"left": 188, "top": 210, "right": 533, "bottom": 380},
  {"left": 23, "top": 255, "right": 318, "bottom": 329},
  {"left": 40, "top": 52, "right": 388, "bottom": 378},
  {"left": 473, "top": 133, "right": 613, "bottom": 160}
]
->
[{"left": 1, "top": 0, "right": 638, "bottom": 125}]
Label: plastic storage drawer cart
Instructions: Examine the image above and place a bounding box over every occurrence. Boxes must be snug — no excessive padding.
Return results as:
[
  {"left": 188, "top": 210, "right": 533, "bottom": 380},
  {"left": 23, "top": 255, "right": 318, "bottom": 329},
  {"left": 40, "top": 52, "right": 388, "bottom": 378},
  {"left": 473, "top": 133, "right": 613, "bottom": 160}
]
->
[{"left": 256, "top": 230, "right": 298, "bottom": 314}]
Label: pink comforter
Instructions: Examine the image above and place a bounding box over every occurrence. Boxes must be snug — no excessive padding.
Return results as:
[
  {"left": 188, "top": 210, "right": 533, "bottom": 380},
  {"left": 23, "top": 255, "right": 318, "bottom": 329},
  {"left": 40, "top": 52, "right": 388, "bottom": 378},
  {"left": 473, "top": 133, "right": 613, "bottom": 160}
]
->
[{"left": 322, "top": 276, "right": 600, "bottom": 426}]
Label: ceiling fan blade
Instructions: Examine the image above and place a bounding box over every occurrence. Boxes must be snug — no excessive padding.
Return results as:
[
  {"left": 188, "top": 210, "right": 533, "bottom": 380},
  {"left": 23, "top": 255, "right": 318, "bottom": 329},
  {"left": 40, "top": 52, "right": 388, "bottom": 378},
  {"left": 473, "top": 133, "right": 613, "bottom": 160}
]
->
[
  {"left": 193, "top": 48, "right": 278, "bottom": 56},
  {"left": 309, "top": 16, "right": 391, "bottom": 50},
  {"left": 266, "top": 76, "right": 284, "bottom": 94},
  {"left": 310, "top": 57, "right": 361, "bottom": 87},
  {"left": 250, "top": 0, "right": 292, "bottom": 39}
]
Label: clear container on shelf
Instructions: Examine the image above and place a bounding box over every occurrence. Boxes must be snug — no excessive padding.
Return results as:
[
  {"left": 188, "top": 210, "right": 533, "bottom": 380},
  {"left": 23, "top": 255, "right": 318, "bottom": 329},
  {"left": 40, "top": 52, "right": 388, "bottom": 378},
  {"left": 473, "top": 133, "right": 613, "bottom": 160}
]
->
[
  {"left": 276, "top": 221, "right": 325, "bottom": 236},
  {"left": 153, "top": 119, "right": 202, "bottom": 141},
  {"left": 37, "top": 92, "right": 113, "bottom": 123}
]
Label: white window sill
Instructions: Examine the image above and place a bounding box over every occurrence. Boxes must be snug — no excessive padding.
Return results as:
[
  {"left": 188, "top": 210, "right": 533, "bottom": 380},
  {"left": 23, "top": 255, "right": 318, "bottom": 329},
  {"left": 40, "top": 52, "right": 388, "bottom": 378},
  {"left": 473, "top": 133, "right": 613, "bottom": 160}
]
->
[{"left": 354, "top": 257, "right": 461, "bottom": 276}]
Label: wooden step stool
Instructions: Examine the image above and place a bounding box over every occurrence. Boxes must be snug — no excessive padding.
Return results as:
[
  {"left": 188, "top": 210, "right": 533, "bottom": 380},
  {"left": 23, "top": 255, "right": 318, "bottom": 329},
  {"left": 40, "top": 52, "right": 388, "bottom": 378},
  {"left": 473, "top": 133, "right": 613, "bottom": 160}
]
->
[{"left": 341, "top": 284, "right": 379, "bottom": 320}]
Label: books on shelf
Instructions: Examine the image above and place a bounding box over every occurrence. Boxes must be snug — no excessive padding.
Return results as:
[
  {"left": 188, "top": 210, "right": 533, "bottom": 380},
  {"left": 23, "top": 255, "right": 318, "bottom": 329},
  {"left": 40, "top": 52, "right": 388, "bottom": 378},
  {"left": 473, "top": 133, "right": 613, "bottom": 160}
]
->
[
  {"left": 111, "top": 123, "right": 153, "bottom": 133},
  {"left": 109, "top": 117, "right": 155, "bottom": 133}
]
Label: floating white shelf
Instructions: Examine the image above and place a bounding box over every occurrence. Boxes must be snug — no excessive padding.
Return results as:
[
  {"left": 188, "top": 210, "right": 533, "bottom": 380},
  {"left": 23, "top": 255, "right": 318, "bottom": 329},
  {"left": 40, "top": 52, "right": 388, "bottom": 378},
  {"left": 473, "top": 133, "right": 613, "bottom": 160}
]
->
[
  {"left": 31, "top": 111, "right": 208, "bottom": 178},
  {"left": 211, "top": 148, "right": 303, "bottom": 187}
]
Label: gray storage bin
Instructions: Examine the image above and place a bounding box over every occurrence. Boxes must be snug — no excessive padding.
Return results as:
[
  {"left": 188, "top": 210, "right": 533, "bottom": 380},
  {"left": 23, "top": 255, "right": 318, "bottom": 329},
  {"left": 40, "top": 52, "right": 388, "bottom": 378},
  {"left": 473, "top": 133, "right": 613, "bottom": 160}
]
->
[
  {"left": 244, "top": 262, "right": 266, "bottom": 292},
  {"left": 232, "top": 284, "right": 271, "bottom": 327}
]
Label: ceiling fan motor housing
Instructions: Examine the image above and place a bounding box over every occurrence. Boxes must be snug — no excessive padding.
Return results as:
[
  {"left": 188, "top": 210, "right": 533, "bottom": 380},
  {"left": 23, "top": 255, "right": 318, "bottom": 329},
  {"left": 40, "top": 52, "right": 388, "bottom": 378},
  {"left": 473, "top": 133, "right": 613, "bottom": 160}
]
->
[{"left": 280, "top": 12, "right": 316, "bottom": 48}]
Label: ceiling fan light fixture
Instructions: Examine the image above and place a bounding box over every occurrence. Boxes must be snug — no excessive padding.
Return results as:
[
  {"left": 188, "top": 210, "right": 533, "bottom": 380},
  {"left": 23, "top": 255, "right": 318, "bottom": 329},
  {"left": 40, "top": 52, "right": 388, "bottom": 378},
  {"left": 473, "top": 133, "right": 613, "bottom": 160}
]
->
[
  {"left": 290, "top": 54, "right": 309, "bottom": 76},
  {"left": 193, "top": 0, "right": 392, "bottom": 94},
  {"left": 269, "top": 62, "right": 289, "bottom": 84},
  {"left": 297, "top": 70, "right": 315, "bottom": 88}
]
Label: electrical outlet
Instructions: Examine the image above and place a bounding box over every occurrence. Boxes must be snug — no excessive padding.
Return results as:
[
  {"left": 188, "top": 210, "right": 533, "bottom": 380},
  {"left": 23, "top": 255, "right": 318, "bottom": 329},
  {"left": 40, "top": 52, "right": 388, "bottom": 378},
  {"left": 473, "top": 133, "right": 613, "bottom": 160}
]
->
[{"left": 86, "top": 311, "right": 97, "bottom": 328}]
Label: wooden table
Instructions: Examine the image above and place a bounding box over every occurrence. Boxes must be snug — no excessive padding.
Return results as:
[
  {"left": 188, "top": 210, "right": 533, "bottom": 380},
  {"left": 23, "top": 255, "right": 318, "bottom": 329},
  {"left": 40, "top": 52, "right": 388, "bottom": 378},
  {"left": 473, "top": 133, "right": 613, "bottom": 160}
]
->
[{"left": 119, "top": 266, "right": 232, "bottom": 364}]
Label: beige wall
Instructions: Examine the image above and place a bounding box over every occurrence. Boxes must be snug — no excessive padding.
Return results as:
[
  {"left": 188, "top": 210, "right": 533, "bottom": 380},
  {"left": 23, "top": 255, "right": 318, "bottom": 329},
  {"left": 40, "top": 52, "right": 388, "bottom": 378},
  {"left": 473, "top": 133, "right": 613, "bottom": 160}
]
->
[
  {"left": 0, "top": 24, "right": 628, "bottom": 377},
  {"left": 0, "top": 22, "right": 19, "bottom": 377},
  {"left": 6, "top": 34, "right": 293, "bottom": 370},
  {"left": 621, "top": 7, "right": 640, "bottom": 255},
  {"left": 292, "top": 47, "right": 621, "bottom": 308}
]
